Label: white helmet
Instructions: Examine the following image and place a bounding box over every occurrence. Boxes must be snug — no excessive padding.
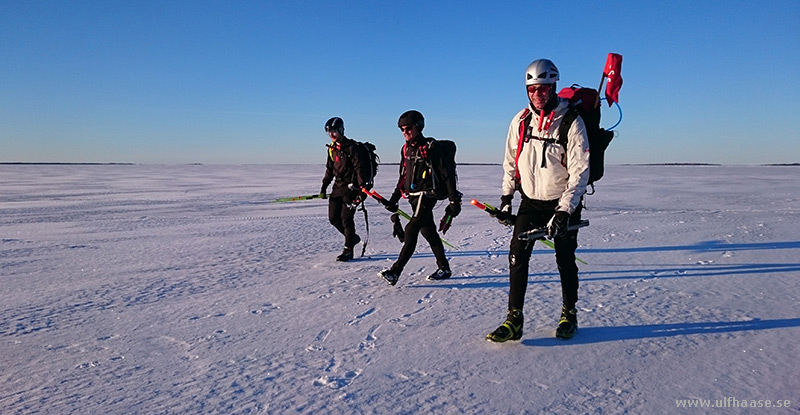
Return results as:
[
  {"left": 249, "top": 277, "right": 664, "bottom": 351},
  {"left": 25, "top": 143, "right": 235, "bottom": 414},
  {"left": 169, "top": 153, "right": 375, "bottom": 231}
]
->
[{"left": 525, "top": 59, "right": 559, "bottom": 85}]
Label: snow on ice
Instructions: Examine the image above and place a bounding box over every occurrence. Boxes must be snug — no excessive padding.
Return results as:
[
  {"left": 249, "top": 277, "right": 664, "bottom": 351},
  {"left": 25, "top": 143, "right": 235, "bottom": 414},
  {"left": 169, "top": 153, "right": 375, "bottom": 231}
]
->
[{"left": 1, "top": 164, "right": 798, "bottom": 414}]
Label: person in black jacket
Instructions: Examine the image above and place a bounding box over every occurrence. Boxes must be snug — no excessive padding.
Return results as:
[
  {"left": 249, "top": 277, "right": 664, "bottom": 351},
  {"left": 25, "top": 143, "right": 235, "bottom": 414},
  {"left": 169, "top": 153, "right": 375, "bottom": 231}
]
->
[
  {"left": 377, "top": 110, "right": 462, "bottom": 285},
  {"left": 320, "top": 117, "right": 372, "bottom": 262}
]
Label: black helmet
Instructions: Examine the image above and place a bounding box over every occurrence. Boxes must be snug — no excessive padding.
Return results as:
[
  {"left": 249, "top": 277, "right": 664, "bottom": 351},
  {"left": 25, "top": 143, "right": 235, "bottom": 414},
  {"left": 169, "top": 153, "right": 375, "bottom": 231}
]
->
[
  {"left": 397, "top": 110, "right": 424, "bottom": 130},
  {"left": 325, "top": 117, "right": 344, "bottom": 133}
]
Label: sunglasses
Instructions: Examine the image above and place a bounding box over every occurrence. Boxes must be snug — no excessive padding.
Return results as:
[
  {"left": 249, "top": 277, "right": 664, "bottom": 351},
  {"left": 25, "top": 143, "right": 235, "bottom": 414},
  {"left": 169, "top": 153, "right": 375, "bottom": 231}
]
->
[
  {"left": 527, "top": 84, "right": 552, "bottom": 94},
  {"left": 399, "top": 125, "right": 416, "bottom": 133}
]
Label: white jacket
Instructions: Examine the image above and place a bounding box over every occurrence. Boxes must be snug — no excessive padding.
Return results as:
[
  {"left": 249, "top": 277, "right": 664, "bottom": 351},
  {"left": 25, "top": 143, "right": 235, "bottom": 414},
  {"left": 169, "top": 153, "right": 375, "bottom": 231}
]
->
[{"left": 501, "top": 98, "right": 590, "bottom": 214}]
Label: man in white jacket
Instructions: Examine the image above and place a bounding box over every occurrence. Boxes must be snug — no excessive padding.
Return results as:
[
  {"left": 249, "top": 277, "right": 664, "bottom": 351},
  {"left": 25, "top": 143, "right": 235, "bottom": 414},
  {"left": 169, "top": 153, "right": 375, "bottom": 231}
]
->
[{"left": 486, "top": 59, "right": 590, "bottom": 342}]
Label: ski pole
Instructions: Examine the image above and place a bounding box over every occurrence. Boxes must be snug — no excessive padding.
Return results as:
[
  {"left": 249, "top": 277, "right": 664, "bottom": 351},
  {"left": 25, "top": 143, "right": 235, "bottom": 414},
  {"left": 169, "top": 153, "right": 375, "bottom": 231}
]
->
[
  {"left": 271, "top": 194, "right": 324, "bottom": 203},
  {"left": 475, "top": 199, "right": 589, "bottom": 264},
  {"left": 519, "top": 220, "right": 589, "bottom": 265},
  {"left": 471, "top": 199, "right": 516, "bottom": 225},
  {"left": 362, "top": 189, "right": 412, "bottom": 220},
  {"left": 517, "top": 220, "right": 590, "bottom": 241},
  {"left": 365, "top": 189, "right": 458, "bottom": 250}
]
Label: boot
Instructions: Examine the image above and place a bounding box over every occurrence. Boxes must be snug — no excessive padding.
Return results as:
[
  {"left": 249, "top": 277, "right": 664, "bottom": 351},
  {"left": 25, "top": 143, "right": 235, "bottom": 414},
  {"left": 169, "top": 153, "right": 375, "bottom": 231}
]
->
[
  {"left": 555, "top": 305, "right": 577, "bottom": 339},
  {"left": 336, "top": 247, "right": 354, "bottom": 262},
  {"left": 486, "top": 309, "right": 523, "bottom": 342},
  {"left": 378, "top": 268, "right": 400, "bottom": 286},
  {"left": 426, "top": 268, "right": 452, "bottom": 280}
]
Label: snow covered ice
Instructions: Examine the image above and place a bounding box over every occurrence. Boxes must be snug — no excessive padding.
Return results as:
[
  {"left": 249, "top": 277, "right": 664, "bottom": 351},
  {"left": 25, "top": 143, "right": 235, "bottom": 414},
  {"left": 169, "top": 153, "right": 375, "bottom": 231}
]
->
[{"left": 1, "top": 164, "right": 798, "bottom": 414}]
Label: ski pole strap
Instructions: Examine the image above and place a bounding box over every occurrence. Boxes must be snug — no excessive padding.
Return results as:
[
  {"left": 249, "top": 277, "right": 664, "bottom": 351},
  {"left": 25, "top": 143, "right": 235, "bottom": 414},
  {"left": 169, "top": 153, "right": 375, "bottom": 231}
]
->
[{"left": 517, "top": 220, "right": 589, "bottom": 241}]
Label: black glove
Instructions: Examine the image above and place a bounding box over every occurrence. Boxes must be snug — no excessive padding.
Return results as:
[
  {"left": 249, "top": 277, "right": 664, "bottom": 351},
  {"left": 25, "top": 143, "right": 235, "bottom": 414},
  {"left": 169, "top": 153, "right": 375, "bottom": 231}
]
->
[
  {"left": 437, "top": 200, "right": 460, "bottom": 235},
  {"left": 494, "top": 194, "right": 514, "bottom": 226},
  {"left": 384, "top": 201, "right": 398, "bottom": 213},
  {"left": 445, "top": 200, "right": 461, "bottom": 218},
  {"left": 438, "top": 200, "right": 461, "bottom": 235},
  {"left": 547, "top": 210, "right": 570, "bottom": 238},
  {"left": 383, "top": 194, "right": 399, "bottom": 213},
  {"left": 391, "top": 213, "right": 405, "bottom": 243},
  {"left": 319, "top": 187, "right": 327, "bottom": 199},
  {"left": 499, "top": 194, "right": 513, "bottom": 212}
]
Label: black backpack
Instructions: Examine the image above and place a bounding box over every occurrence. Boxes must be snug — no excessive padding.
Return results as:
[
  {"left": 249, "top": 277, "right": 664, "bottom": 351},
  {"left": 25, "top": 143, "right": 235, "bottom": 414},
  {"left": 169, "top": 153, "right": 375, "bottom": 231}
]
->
[
  {"left": 556, "top": 85, "right": 615, "bottom": 191},
  {"left": 327, "top": 140, "right": 380, "bottom": 189},
  {"left": 402, "top": 138, "right": 457, "bottom": 200},
  {"left": 359, "top": 141, "right": 380, "bottom": 189},
  {"left": 429, "top": 138, "right": 457, "bottom": 200}
]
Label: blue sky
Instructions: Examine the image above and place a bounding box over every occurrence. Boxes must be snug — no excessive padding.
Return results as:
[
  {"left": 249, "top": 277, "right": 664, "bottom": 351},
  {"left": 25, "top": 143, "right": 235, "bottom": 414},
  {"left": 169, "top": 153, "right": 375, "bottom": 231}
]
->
[{"left": 2, "top": 0, "right": 799, "bottom": 165}]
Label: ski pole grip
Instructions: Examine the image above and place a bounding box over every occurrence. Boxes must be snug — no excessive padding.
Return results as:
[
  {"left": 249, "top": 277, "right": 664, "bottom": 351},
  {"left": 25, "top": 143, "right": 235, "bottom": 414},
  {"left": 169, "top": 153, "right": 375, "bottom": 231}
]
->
[
  {"left": 366, "top": 189, "right": 386, "bottom": 203},
  {"left": 472, "top": 199, "right": 501, "bottom": 216}
]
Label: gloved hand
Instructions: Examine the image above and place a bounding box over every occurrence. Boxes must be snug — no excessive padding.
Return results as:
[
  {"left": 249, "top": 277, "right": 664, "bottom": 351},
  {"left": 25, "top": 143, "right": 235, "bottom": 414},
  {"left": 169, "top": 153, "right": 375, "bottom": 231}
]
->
[
  {"left": 494, "top": 194, "right": 514, "bottom": 226},
  {"left": 391, "top": 213, "right": 405, "bottom": 243},
  {"left": 383, "top": 195, "right": 399, "bottom": 213},
  {"left": 384, "top": 201, "right": 398, "bottom": 213},
  {"left": 499, "top": 194, "right": 513, "bottom": 212},
  {"left": 547, "top": 210, "right": 570, "bottom": 238},
  {"left": 319, "top": 187, "right": 327, "bottom": 199},
  {"left": 438, "top": 214, "right": 452, "bottom": 234},
  {"left": 438, "top": 200, "right": 461, "bottom": 235},
  {"left": 445, "top": 200, "right": 461, "bottom": 218}
]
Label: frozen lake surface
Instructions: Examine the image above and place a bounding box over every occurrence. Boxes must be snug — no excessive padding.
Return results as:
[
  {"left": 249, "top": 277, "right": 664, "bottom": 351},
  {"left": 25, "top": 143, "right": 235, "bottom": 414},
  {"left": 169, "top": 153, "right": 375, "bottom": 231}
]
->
[{"left": 1, "top": 164, "right": 798, "bottom": 414}]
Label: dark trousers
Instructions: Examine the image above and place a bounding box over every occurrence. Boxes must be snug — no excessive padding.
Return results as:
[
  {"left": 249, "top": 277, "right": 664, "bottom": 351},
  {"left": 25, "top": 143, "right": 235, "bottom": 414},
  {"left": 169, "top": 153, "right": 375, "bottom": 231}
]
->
[
  {"left": 328, "top": 196, "right": 359, "bottom": 249},
  {"left": 392, "top": 196, "right": 449, "bottom": 273},
  {"left": 508, "top": 198, "right": 582, "bottom": 311}
]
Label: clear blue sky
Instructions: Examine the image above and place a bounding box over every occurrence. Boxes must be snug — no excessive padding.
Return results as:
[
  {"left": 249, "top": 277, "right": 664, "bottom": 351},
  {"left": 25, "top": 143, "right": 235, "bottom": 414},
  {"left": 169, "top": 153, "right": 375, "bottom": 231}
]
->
[{"left": 3, "top": 0, "right": 799, "bottom": 165}]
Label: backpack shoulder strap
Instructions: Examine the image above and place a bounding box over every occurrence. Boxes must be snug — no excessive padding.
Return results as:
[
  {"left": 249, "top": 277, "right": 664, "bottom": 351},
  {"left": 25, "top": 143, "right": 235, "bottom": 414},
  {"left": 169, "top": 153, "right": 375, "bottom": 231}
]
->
[
  {"left": 514, "top": 108, "right": 532, "bottom": 182},
  {"left": 557, "top": 106, "right": 580, "bottom": 150},
  {"left": 401, "top": 142, "right": 408, "bottom": 173}
]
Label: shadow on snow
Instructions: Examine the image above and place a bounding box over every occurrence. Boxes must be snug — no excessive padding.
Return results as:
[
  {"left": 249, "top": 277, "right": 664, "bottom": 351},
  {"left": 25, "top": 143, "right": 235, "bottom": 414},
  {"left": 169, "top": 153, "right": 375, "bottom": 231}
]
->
[
  {"left": 522, "top": 317, "right": 800, "bottom": 346},
  {"left": 409, "top": 262, "right": 800, "bottom": 290},
  {"left": 364, "top": 239, "right": 800, "bottom": 262}
]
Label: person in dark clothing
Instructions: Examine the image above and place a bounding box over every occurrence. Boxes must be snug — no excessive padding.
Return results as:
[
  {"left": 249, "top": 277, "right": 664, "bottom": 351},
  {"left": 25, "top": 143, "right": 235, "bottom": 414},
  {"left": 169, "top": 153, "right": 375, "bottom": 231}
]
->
[
  {"left": 377, "top": 110, "right": 462, "bottom": 285},
  {"left": 320, "top": 117, "right": 373, "bottom": 262}
]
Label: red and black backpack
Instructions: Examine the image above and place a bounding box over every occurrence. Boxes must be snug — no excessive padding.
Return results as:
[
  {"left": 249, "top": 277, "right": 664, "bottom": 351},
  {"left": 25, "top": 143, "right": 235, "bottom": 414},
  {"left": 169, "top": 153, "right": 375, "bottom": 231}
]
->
[{"left": 514, "top": 85, "right": 614, "bottom": 193}]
